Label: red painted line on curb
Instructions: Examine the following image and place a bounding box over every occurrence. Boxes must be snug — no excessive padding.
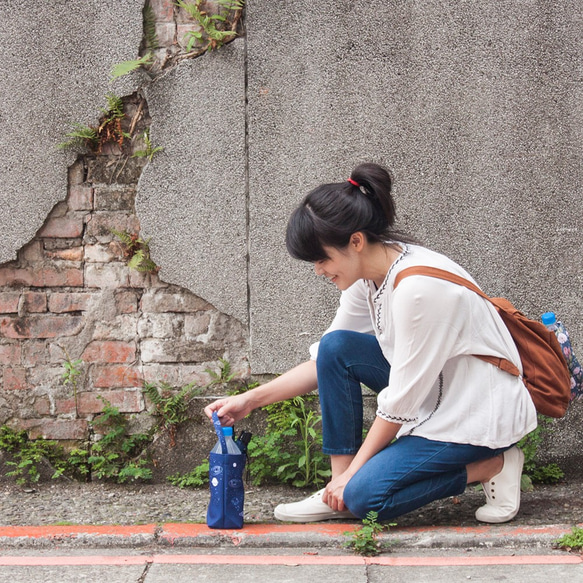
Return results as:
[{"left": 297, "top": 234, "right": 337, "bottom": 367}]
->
[
  {"left": 0, "top": 553, "right": 580, "bottom": 567},
  {"left": 368, "top": 555, "right": 583, "bottom": 566},
  {"left": 160, "top": 522, "right": 359, "bottom": 536},
  {"left": 158, "top": 522, "right": 360, "bottom": 545},
  {"left": 1, "top": 522, "right": 582, "bottom": 542},
  {"left": 0, "top": 556, "right": 149, "bottom": 567}
]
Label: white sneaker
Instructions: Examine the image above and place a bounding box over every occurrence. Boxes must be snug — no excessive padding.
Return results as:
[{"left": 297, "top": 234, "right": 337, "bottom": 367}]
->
[
  {"left": 475, "top": 446, "right": 524, "bottom": 524},
  {"left": 274, "top": 489, "right": 355, "bottom": 523}
]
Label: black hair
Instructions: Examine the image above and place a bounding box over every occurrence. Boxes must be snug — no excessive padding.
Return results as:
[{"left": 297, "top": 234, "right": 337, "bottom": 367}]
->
[{"left": 286, "top": 162, "right": 412, "bottom": 262}]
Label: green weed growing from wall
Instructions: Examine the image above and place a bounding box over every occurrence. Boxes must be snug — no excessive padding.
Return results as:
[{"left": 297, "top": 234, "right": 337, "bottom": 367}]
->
[
  {"left": 59, "top": 93, "right": 129, "bottom": 153},
  {"left": 518, "top": 415, "right": 565, "bottom": 490},
  {"left": 111, "top": 229, "right": 159, "bottom": 273},
  {"left": 176, "top": 0, "right": 243, "bottom": 53}
]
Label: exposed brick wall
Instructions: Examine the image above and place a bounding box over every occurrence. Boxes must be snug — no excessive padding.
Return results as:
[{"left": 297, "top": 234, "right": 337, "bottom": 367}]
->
[
  {"left": 0, "top": 1, "right": 249, "bottom": 443},
  {"left": 0, "top": 98, "right": 249, "bottom": 441}
]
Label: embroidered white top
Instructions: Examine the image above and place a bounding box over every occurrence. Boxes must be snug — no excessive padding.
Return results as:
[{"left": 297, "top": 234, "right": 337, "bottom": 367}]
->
[{"left": 310, "top": 244, "right": 537, "bottom": 448}]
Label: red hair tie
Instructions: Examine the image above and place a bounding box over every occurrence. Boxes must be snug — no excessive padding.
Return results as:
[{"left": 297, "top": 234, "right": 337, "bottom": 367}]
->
[{"left": 347, "top": 178, "right": 360, "bottom": 187}]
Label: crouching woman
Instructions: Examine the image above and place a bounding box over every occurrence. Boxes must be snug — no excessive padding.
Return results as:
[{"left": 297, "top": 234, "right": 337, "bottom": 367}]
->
[{"left": 205, "top": 162, "right": 537, "bottom": 524}]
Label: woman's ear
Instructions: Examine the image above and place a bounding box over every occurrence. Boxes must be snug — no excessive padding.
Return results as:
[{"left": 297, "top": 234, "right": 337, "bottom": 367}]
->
[{"left": 350, "top": 232, "right": 366, "bottom": 252}]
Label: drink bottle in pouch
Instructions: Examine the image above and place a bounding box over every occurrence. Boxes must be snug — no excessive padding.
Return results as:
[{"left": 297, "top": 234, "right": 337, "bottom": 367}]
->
[{"left": 207, "top": 412, "right": 246, "bottom": 529}]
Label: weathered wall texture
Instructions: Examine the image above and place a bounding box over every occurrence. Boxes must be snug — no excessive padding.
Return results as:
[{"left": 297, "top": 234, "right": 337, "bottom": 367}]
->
[
  {"left": 0, "top": 0, "right": 143, "bottom": 264},
  {"left": 244, "top": 0, "right": 583, "bottom": 372},
  {"left": 0, "top": 1, "right": 250, "bottom": 441},
  {"left": 0, "top": 1, "right": 582, "bottom": 471},
  {"left": 0, "top": 135, "right": 248, "bottom": 439},
  {"left": 138, "top": 42, "right": 248, "bottom": 326}
]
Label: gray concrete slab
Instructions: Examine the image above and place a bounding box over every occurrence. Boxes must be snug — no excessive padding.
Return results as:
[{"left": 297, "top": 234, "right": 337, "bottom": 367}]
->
[
  {"left": 0, "top": 565, "right": 144, "bottom": 583},
  {"left": 138, "top": 41, "right": 248, "bottom": 324},
  {"left": 1, "top": 551, "right": 582, "bottom": 583},
  {"left": 367, "top": 563, "right": 583, "bottom": 582},
  {"left": 0, "top": 0, "right": 143, "bottom": 264},
  {"left": 145, "top": 562, "right": 368, "bottom": 583}
]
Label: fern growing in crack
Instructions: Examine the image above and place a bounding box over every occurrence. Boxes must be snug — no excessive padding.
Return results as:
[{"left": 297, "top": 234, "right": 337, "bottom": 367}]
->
[
  {"left": 111, "top": 229, "right": 159, "bottom": 273},
  {"left": 58, "top": 123, "right": 99, "bottom": 151},
  {"left": 111, "top": 54, "right": 154, "bottom": 80},
  {"left": 176, "top": 0, "right": 243, "bottom": 52},
  {"left": 133, "top": 129, "right": 164, "bottom": 161}
]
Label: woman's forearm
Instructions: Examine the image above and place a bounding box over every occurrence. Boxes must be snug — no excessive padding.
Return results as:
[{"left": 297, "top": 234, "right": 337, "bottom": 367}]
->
[
  {"left": 246, "top": 359, "right": 318, "bottom": 409},
  {"left": 204, "top": 359, "right": 319, "bottom": 424},
  {"left": 346, "top": 416, "right": 401, "bottom": 477}
]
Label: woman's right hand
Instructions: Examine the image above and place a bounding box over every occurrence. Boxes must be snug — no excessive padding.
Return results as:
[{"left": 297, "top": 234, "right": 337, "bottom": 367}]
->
[{"left": 204, "top": 393, "right": 254, "bottom": 427}]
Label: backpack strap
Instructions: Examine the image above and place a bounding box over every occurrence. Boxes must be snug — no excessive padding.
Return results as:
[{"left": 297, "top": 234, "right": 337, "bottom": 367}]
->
[
  {"left": 394, "top": 266, "right": 488, "bottom": 299},
  {"left": 393, "top": 266, "right": 521, "bottom": 378}
]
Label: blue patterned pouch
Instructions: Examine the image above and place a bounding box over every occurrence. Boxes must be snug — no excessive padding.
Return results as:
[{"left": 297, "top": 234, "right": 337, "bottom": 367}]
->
[{"left": 206, "top": 412, "right": 246, "bottom": 529}]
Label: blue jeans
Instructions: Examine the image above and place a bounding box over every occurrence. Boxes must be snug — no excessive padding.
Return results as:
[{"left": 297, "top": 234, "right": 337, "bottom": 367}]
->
[{"left": 316, "top": 330, "right": 508, "bottom": 521}]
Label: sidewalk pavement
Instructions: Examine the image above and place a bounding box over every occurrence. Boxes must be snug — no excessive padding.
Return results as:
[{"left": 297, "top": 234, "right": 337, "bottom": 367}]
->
[
  {"left": 2, "top": 518, "right": 583, "bottom": 582},
  {"left": 2, "top": 484, "right": 583, "bottom": 582}
]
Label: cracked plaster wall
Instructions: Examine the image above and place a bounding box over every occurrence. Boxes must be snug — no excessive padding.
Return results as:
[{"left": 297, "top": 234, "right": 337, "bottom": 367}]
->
[
  {"left": 1, "top": 0, "right": 582, "bottom": 380},
  {"left": 137, "top": 42, "right": 248, "bottom": 327},
  {"left": 0, "top": 0, "right": 143, "bottom": 264}
]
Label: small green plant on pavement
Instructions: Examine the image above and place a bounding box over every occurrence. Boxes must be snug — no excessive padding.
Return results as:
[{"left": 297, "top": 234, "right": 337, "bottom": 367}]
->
[
  {"left": 555, "top": 526, "right": 583, "bottom": 552},
  {"left": 344, "top": 511, "right": 393, "bottom": 556}
]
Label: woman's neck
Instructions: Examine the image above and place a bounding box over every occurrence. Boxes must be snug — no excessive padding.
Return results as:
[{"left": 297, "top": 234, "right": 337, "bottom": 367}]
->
[{"left": 368, "top": 243, "right": 403, "bottom": 289}]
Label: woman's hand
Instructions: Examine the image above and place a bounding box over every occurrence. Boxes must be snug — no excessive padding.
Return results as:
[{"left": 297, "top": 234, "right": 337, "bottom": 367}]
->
[
  {"left": 322, "top": 418, "right": 402, "bottom": 512},
  {"left": 204, "top": 393, "right": 253, "bottom": 426},
  {"left": 323, "top": 471, "right": 353, "bottom": 511}
]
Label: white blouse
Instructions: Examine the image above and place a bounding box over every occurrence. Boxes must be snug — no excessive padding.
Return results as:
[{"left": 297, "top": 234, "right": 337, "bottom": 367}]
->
[{"left": 310, "top": 244, "right": 537, "bottom": 448}]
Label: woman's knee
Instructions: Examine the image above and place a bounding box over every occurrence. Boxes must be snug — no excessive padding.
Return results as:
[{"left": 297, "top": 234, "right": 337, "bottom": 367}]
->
[
  {"left": 317, "top": 330, "right": 353, "bottom": 364},
  {"left": 344, "top": 472, "right": 382, "bottom": 519}
]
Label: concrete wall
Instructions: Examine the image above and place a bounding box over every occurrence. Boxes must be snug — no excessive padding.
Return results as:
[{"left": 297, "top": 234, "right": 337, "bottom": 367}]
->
[
  {"left": 137, "top": 1, "right": 583, "bottom": 372},
  {"left": 0, "top": 3, "right": 581, "bottom": 393},
  {"left": 244, "top": 0, "right": 583, "bottom": 371},
  {"left": 138, "top": 43, "right": 248, "bottom": 326}
]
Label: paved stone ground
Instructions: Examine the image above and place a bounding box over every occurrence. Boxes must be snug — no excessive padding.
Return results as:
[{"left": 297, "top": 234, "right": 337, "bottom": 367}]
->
[{"left": 1, "top": 478, "right": 582, "bottom": 528}]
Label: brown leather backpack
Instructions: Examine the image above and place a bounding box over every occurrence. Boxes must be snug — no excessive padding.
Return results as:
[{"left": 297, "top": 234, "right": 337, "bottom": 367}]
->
[{"left": 393, "top": 266, "right": 571, "bottom": 418}]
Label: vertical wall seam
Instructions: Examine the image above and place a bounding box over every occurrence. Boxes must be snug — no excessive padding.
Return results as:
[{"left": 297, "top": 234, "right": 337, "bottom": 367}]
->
[{"left": 243, "top": 13, "right": 251, "bottom": 346}]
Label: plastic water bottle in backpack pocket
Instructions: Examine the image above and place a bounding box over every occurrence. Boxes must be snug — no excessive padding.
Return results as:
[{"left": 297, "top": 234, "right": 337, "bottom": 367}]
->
[{"left": 207, "top": 412, "right": 246, "bottom": 529}]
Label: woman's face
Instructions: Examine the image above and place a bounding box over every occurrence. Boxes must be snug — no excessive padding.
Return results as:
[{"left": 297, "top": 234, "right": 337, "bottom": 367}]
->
[{"left": 313, "top": 244, "right": 362, "bottom": 291}]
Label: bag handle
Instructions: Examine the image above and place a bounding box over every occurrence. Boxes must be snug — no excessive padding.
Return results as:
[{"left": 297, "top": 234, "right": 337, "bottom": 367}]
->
[
  {"left": 393, "top": 266, "right": 521, "bottom": 378},
  {"left": 211, "top": 411, "right": 227, "bottom": 452}
]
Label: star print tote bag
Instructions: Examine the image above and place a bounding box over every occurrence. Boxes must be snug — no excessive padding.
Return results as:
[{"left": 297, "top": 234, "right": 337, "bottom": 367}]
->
[{"left": 206, "top": 412, "right": 246, "bottom": 529}]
